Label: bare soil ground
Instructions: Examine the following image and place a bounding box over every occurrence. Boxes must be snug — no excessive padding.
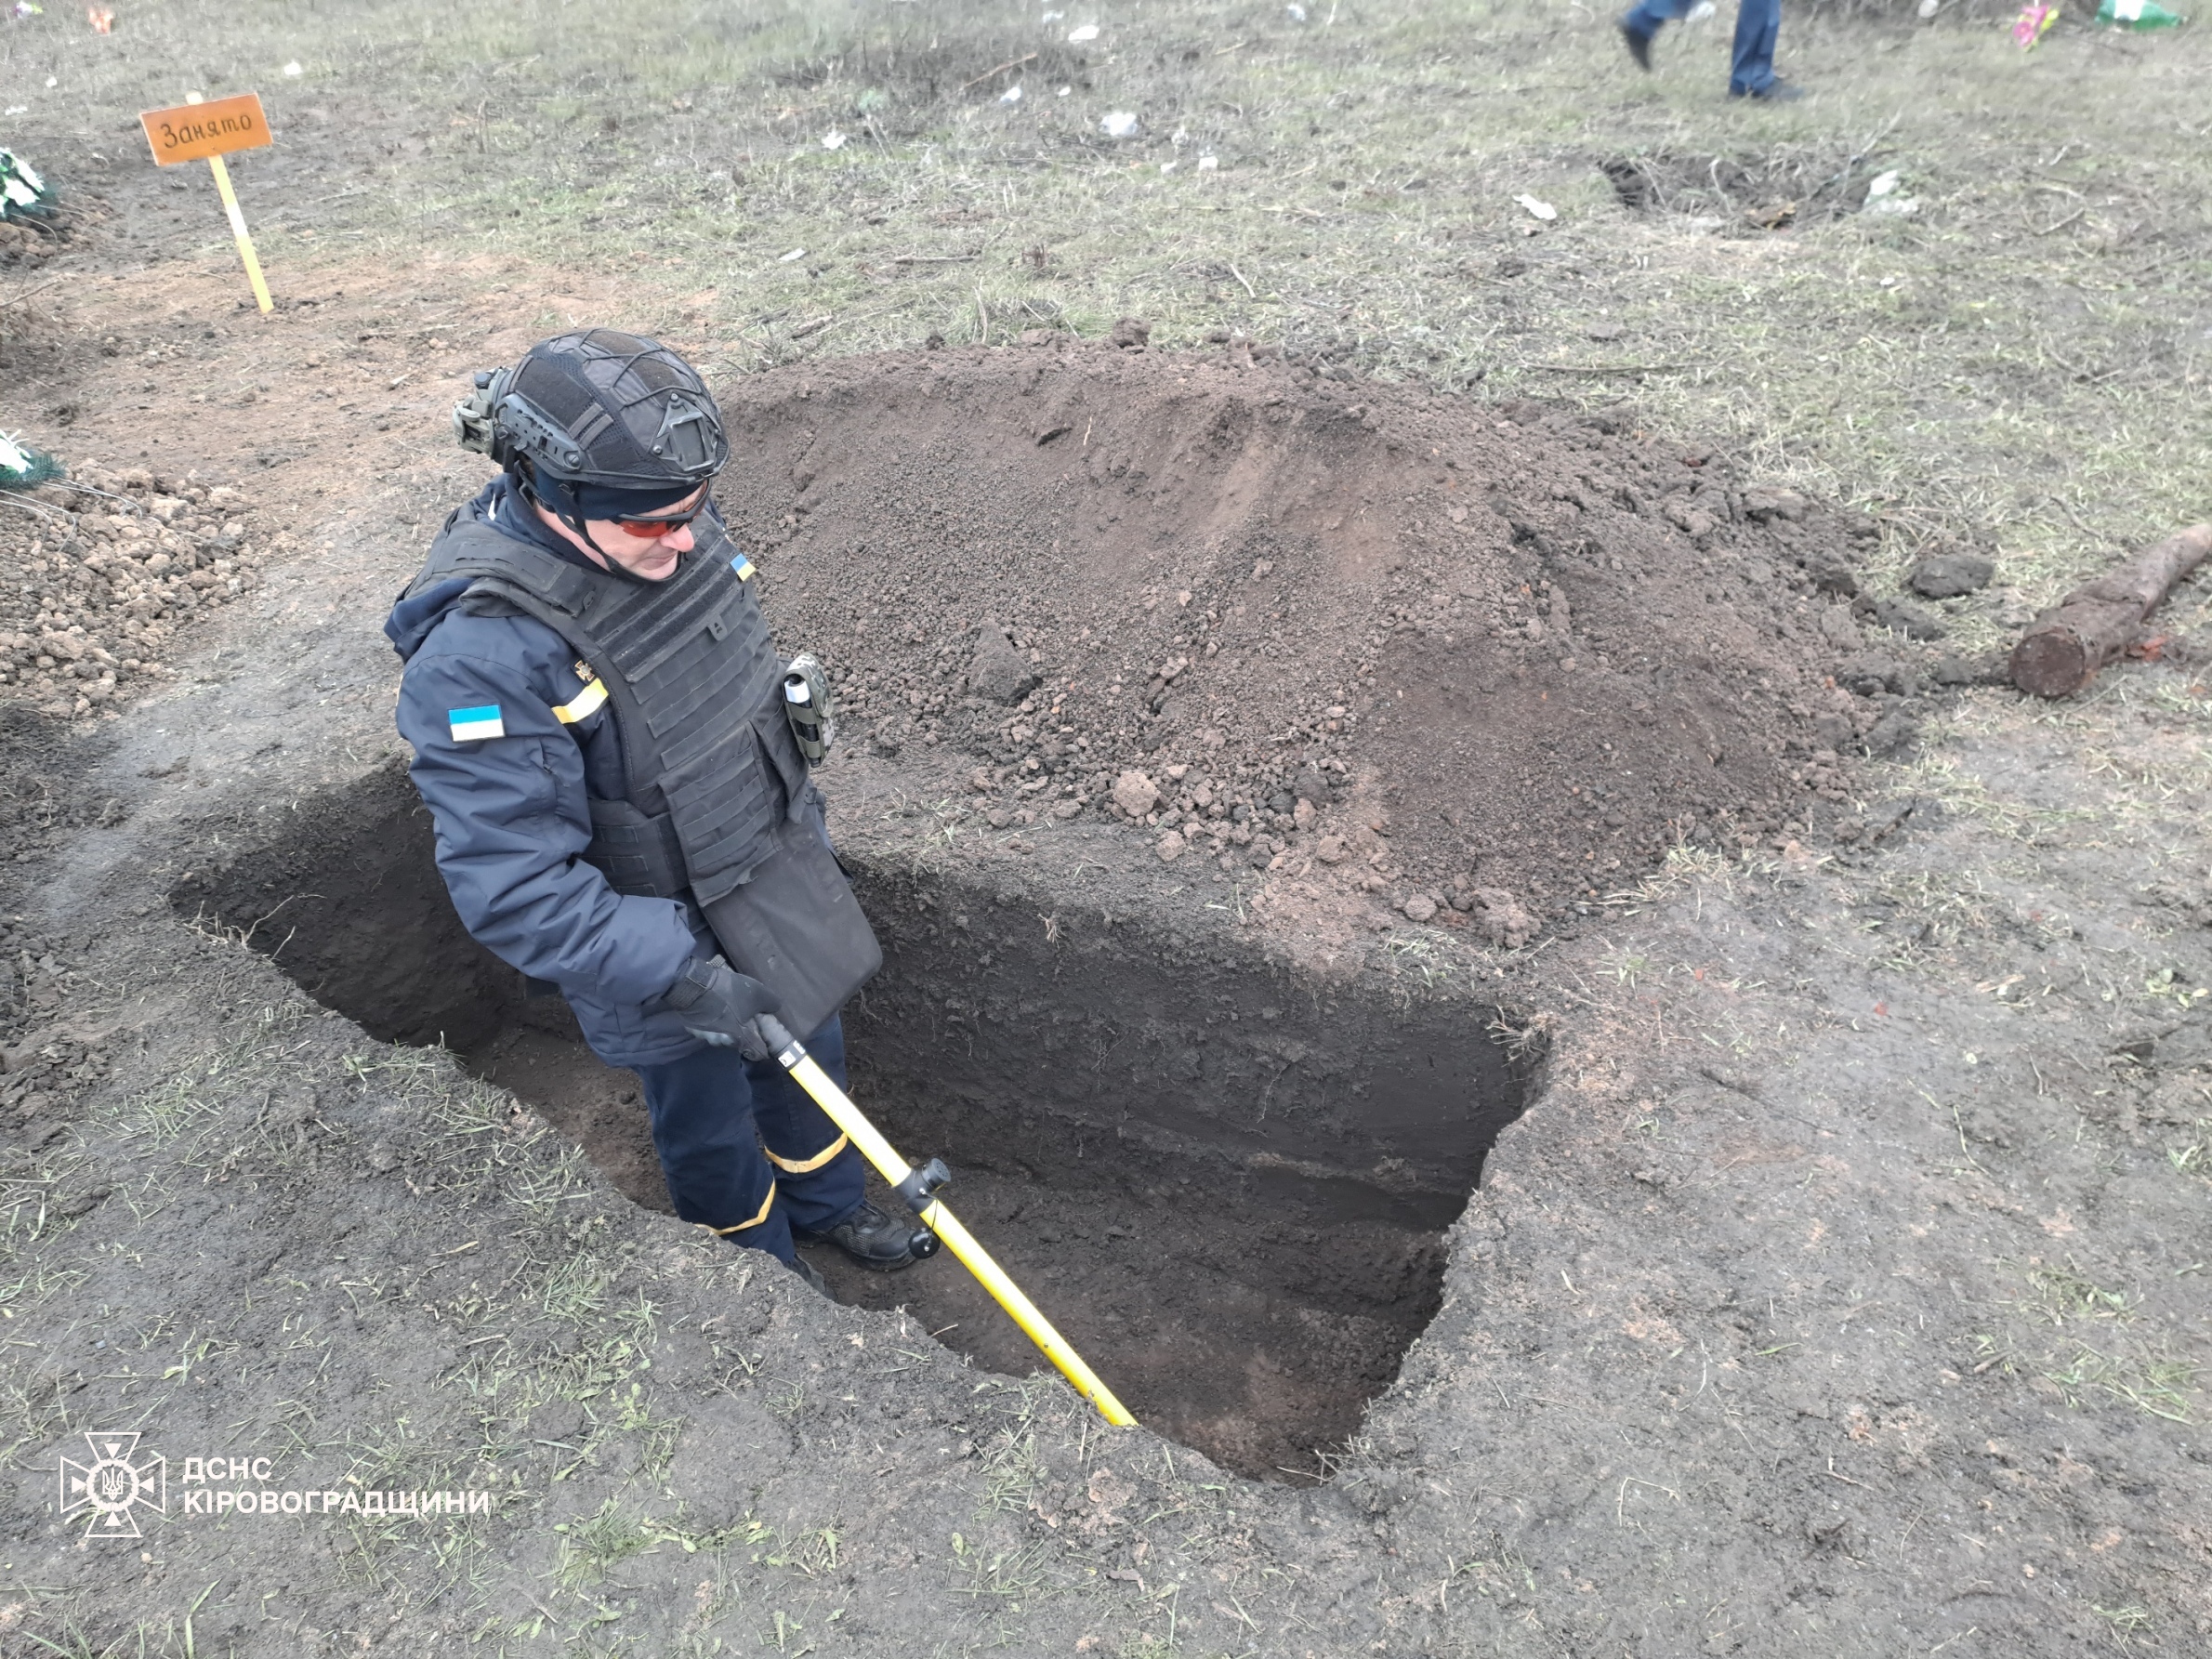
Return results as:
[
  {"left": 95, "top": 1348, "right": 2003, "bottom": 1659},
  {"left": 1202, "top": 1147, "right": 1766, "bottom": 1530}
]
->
[{"left": 0, "top": 4, "right": 2207, "bottom": 1657}]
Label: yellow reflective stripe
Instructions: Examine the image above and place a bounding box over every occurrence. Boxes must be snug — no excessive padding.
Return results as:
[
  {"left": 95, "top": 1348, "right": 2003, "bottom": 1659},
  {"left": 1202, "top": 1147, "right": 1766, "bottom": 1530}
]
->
[
  {"left": 552, "top": 678, "right": 609, "bottom": 725},
  {"left": 701, "top": 1185, "right": 776, "bottom": 1235},
  {"left": 764, "top": 1132, "right": 849, "bottom": 1176}
]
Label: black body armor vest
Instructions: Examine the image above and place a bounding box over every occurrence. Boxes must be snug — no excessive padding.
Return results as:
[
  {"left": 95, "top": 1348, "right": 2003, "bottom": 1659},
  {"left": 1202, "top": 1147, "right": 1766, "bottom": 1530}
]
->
[{"left": 408, "top": 513, "right": 879, "bottom": 1036}]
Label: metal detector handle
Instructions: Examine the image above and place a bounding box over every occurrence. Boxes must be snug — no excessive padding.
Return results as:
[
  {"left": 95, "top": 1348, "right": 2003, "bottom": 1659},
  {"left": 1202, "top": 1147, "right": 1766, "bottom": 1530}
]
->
[
  {"left": 753, "top": 1013, "right": 943, "bottom": 1259},
  {"left": 896, "top": 1156, "right": 951, "bottom": 1214}
]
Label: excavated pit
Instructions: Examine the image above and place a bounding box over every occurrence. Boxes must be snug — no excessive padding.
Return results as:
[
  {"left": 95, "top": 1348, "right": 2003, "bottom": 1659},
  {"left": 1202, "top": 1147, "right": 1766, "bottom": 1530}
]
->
[
  {"left": 175, "top": 766, "right": 1542, "bottom": 1480},
  {"left": 156, "top": 346, "right": 1885, "bottom": 1477}
]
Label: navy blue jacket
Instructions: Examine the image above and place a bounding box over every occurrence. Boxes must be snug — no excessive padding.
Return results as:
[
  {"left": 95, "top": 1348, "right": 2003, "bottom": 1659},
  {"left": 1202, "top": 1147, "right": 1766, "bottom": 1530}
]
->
[{"left": 387, "top": 477, "right": 713, "bottom": 1067}]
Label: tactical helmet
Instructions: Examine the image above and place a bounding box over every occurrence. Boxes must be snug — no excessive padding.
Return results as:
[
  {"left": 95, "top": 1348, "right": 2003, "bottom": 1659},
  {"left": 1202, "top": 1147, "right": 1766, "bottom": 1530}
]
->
[{"left": 454, "top": 331, "right": 727, "bottom": 529}]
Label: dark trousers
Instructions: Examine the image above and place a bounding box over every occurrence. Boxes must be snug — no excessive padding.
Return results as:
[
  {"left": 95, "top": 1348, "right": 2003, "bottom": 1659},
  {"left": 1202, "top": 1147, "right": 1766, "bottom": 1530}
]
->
[
  {"left": 1620, "top": 0, "right": 1782, "bottom": 95},
  {"left": 634, "top": 1017, "right": 864, "bottom": 1265}
]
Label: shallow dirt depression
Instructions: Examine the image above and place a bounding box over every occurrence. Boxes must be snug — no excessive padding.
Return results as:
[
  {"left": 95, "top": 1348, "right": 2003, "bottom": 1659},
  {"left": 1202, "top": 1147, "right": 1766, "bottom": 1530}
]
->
[{"left": 177, "top": 766, "right": 1541, "bottom": 1480}]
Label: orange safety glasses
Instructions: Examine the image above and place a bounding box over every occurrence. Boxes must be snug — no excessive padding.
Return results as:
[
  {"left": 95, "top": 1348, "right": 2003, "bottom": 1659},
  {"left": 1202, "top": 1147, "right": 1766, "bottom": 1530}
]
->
[{"left": 615, "top": 498, "right": 709, "bottom": 538}]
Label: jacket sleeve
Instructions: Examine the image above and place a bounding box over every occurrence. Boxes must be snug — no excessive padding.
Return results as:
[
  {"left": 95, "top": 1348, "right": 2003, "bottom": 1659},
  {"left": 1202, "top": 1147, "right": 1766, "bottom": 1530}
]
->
[{"left": 396, "top": 627, "right": 697, "bottom": 1006}]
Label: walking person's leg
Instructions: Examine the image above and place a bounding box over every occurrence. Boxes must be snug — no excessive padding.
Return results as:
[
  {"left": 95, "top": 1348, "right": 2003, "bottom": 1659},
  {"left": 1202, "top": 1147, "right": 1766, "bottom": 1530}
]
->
[
  {"left": 1619, "top": 0, "right": 1695, "bottom": 69},
  {"left": 1729, "top": 0, "right": 1790, "bottom": 97}
]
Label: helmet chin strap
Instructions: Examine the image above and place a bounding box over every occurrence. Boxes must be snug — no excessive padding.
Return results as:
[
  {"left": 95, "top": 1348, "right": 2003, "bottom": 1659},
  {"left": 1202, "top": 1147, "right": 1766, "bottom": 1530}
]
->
[{"left": 518, "top": 466, "right": 656, "bottom": 582}]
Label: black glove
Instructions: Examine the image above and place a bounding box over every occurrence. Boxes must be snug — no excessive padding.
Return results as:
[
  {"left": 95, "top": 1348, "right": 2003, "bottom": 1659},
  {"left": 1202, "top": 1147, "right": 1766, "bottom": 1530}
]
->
[{"left": 657, "top": 956, "right": 782, "bottom": 1057}]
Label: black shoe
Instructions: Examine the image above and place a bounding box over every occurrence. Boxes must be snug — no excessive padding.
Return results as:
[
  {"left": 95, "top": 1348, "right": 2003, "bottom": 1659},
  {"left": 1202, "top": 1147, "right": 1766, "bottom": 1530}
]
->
[
  {"left": 1733, "top": 78, "right": 1805, "bottom": 100},
  {"left": 1618, "top": 20, "right": 1653, "bottom": 70},
  {"left": 795, "top": 1200, "right": 923, "bottom": 1271},
  {"left": 785, "top": 1253, "right": 833, "bottom": 1298}
]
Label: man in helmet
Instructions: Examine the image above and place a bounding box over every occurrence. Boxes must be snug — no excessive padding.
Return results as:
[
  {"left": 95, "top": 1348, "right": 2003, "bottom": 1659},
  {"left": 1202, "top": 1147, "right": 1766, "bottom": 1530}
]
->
[{"left": 385, "top": 330, "right": 922, "bottom": 1293}]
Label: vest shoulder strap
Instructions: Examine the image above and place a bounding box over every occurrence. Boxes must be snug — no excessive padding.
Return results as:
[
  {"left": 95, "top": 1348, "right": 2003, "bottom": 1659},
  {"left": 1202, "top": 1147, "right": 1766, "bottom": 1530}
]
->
[{"left": 410, "top": 518, "right": 612, "bottom": 620}]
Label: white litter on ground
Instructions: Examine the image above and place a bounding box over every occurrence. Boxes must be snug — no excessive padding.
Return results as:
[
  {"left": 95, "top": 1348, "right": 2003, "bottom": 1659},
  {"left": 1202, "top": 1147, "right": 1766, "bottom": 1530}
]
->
[{"left": 1863, "top": 171, "right": 1921, "bottom": 217}]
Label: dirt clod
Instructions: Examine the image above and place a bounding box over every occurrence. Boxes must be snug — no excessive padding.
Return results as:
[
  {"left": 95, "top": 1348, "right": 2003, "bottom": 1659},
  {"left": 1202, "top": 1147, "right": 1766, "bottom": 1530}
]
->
[
  {"left": 969, "top": 620, "right": 1040, "bottom": 703},
  {"left": 1465, "top": 887, "right": 1537, "bottom": 947},
  {"left": 1111, "top": 769, "right": 1158, "bottom": 817},
  {"left": 1909, "top": 551, "right": 1996, "bottom": 599},
  {"left": 1740, "top": 484, "right": 1808, "bottom": 522},
  {"left": 1854, "top": 593, "right": 1947, "bottom": 640}
]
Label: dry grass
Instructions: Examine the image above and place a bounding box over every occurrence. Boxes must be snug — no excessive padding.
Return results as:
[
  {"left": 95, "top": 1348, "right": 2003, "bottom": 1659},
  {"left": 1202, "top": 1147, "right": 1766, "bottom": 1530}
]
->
[{"left": 8, "top": 1, "right": 2205, "bottom": 605}]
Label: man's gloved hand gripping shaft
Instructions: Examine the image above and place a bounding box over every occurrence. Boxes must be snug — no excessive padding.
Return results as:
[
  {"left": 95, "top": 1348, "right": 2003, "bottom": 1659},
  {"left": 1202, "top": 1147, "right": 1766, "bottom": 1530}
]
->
[{"left": 660, "top": 956, "right": 783, "bottom": 1054}]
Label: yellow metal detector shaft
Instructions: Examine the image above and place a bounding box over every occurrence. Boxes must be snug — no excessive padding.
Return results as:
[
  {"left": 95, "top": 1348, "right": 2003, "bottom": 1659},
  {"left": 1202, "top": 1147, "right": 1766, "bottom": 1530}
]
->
[{"left": 755, "top": 1014, "right": 1136, "bottom": 1428}]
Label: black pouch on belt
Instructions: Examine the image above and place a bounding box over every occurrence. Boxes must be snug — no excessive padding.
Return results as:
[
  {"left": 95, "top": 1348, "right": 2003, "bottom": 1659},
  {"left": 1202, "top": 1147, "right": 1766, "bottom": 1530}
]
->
[{"left": 697, "top": 814, "right": 882, "bottom": 1041}]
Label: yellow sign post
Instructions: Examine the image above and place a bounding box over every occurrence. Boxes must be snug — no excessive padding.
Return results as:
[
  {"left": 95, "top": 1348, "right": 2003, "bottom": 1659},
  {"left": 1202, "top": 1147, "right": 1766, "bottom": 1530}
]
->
[{"left": 138, "top": 91, "right": 275, "bottom": 313}]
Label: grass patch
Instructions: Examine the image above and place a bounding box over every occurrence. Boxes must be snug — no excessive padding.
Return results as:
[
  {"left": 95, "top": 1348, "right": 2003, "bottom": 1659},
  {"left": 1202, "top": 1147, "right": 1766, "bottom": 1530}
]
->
[
  {"left": 553, "top": 1498, "right": 658, "bottom": 1589},
  {"left": 1973, "top": 1259, "right": 2207, "bottom": 1427},
  {"left": 2041, "top": 1342, "right": 2198, "bottom": 1425},
  {"left": 7, "top": 1, "right": 2205, "bottom": 586}
]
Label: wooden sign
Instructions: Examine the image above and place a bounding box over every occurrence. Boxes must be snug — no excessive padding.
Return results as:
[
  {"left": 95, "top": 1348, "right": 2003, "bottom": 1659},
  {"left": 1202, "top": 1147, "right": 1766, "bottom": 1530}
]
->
[
  {"left": 138, "top": 92, "right": 276, "bottom": 313},
  {"left": 138, "top": 93, "right": 272, "bottom": 167}
]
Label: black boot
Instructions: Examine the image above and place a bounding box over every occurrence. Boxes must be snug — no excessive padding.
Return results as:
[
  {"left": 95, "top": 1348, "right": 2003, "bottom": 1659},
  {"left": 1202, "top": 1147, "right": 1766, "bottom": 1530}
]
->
[
  {"left": 795, "top": 1200, "right": 923, "bottom": 1271},
  {"left": 784, "top": 1253, "right": 834, "bottom": 1298}
]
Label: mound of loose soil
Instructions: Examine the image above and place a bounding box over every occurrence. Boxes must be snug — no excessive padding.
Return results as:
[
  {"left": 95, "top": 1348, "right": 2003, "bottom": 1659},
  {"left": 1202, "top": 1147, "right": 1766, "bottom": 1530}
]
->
[
  {"left": 711, "top": 342, "right": 1879, "bottom": 920},
  {"left": 0, "top": 464, "right": 285, "bottom": 719},
  {"left": 0, "top": 217, "right": 65, "bottom": 268}
]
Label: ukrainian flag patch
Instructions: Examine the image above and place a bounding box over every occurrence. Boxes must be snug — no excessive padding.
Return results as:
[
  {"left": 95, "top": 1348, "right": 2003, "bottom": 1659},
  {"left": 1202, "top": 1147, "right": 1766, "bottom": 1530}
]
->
[
  {"left": 448, "top": 704, "right": 506, "bottom": 742},
  {"left": 730, "top": 554, "right": 756, "bottom": 582}
]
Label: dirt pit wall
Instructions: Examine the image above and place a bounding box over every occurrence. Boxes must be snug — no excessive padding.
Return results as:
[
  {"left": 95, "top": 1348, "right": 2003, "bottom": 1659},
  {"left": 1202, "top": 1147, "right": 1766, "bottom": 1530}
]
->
[{"left": 176, "top": 762, "right": 1542, "bottom": 1480}]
